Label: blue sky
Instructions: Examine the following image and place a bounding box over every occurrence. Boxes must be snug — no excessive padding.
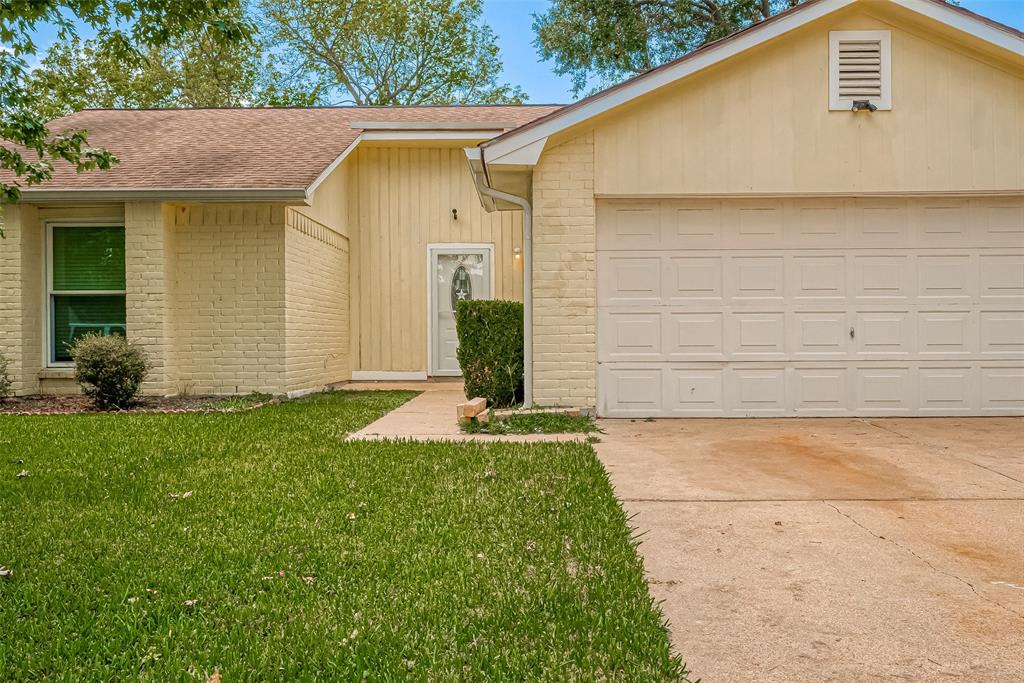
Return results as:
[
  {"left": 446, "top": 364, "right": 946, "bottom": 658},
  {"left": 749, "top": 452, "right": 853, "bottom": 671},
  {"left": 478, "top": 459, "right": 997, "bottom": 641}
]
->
[
  {"left": 485, "top": 0, "right": 1024, "bottom": 103},
  {"left": 21, "top": 0, "right": 1024, "bottom": 105}
]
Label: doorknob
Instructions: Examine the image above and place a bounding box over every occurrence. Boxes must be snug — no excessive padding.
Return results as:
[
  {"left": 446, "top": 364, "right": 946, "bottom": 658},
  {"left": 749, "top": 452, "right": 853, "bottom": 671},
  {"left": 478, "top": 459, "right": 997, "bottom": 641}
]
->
[{"left": 849, "top": 327, "right": 855, "bottom": 339}]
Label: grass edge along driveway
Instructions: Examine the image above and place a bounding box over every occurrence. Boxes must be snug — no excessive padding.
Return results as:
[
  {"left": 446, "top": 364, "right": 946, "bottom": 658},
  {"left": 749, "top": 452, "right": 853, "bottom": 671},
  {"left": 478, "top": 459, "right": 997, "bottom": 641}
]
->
[{"left": 0, "top": 390, "right": 690, "bottom": 681}]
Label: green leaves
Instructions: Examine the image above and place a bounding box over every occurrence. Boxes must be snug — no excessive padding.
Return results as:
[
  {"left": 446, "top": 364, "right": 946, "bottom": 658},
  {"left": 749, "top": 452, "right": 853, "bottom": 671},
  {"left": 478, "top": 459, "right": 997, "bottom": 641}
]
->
[
  {"left": 534, "top": 0, "right": 808, "bottom": 95},
  {"left": 259, "top": 0, "right": 526, "bottom": 106},
  {"left": 1, "top": 1, "right": 253, "bottom": 205},
  {"left": 455, "top": 299, "right": 525, "bottom": 408}
]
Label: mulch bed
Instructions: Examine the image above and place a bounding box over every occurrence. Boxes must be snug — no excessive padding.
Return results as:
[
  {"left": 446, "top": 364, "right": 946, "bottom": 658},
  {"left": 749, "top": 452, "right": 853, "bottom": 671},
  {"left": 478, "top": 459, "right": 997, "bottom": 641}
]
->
[{"left": 0, "top": 394, "right": 278, "bottom": 416}]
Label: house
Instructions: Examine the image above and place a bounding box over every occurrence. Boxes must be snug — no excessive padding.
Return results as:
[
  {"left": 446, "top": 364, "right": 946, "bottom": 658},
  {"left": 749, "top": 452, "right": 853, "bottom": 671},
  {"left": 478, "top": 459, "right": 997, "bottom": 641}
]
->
[{"left": 2, "top": 0, "right": 1023, "bottom": 417}]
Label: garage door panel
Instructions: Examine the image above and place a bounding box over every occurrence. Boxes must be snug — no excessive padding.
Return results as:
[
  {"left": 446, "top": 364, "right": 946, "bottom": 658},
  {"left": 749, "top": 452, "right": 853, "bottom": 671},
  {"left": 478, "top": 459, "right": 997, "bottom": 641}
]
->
[
  {"left": 664, "top": 312, "right": 725, "bottom": 360},
  {"left": 791, "top": 311, "right": 850, "bottom": 358},
  {"left": 666, "top": 203, "right": 722, "bottom": 248},
  {"left": 599, "top": 311, "right": 662, "bottom": 361},
  {"left": 979, "top": 254, "right": 1024, "bottom": 300},
  {"left": 789, "top": 255, "right": 847, "bottom": 300},
  {"left": 792, "top": 367, "right": 850, "bottom": 414},
  {"left": 789, "top": 202, "right": 847, "bottom": 246},
  {"left": 918, "top": 310, "right": 975, "bottom": 356},
  {"left": 852, "top": 255, "right": 914, "bottom": 301},
  {"left": 853, "top": 199, "right": 912, "bottom": 247},
  {"left": 729, "top": 202, "right": 784, "bottom": 243},
  {"left": 980, "top": 311, "right": 1024, "bottom": 356},
  {"left": 727, "top": 256, "right": 785, "bottom": 301},
  {"left": 917, "top": 201, "right": 970, "bottom": 246},
  {"left": 665, "top": 368, "right": 725, "bottom": 415},
  {"left": 600, "top": 367, "right": 664, "bottom": 416},
  {"left": 980, "top": 368, "right": 1024, "bottom": 412},
  {"left": 597, "top": 197, "right": 1024, "bottom": 417},
  {"left": 975, "top": 198, "right": 1024, "bottom": 242},
  {"left": 855, "top": 366, "right": 914, "bottom": 414},
  {"left": 727, "top": 368, "right": 787, "bottom": 415},
  {"left": 598, "top": 253, "right": 662, "bottom": 304},
  {"left": 664, "top": 256, "right": 723, "bottom": 302},
  {"left": 919, "top": 367, "right": 976, "bottom": 413},
  {"left": 854, "top": 311, "right": 914, "bottom": 356},
  {"left": 917, "top": 254, "right": 975, "bottom": 301},
  {"left": 597, "top": 202, "right": 662, "bottom": 249},
  {"left": 728, "top": 312, "right": 787, "bottom": 359}
]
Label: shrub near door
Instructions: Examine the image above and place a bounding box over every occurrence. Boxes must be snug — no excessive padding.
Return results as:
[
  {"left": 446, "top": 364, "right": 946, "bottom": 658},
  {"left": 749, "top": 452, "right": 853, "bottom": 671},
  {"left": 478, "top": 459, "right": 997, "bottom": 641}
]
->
[{"left": 454, "top": 300, "right": 524, "bottom": 407}]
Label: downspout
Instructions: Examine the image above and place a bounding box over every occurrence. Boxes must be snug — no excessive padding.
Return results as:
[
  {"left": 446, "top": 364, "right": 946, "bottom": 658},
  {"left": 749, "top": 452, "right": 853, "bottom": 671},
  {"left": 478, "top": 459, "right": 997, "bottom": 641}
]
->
[{"left": 475, "top": 179, "right": 534, "bottom": 410}]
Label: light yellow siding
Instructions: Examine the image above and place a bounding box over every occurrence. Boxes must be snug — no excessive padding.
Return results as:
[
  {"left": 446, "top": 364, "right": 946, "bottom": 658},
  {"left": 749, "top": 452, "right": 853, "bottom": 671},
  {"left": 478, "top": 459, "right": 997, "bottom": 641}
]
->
[
  {"left": 170, "top": 204, "right": 288, "bottom": 395},
  {"left": 531, "top": 132, "right": 598, "bottom": 407},
  {"left": 593, "top": 7, "right": 1024, "bottom": 196},
  {"left": 348, "top": 145, "right": 524, "bottom": 373},
  {"left": 284, "top": 209, "right": 350, "bottom": 392}
]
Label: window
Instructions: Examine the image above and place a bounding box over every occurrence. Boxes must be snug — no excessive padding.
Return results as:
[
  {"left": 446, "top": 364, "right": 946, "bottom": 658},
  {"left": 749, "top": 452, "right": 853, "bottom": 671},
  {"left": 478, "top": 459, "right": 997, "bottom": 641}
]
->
[
  {"left": 829, "top": 31, "right": 891, "bottom": 111},
  {"left": 47, "top": 225, "right": 127, "bottom": 364}
]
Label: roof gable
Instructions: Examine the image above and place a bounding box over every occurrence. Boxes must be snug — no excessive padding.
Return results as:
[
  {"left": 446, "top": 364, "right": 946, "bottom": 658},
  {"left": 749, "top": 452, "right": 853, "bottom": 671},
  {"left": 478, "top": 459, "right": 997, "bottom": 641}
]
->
[{"left": 479, "top": 0, "right": 1024, "bottom": 168}]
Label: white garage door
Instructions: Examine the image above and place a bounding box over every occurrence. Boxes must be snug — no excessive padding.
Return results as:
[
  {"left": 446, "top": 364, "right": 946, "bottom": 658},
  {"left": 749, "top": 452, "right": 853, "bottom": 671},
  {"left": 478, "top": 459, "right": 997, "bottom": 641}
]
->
[{"left": 597, "top": 197, "right": 1024, "bottom": 417}]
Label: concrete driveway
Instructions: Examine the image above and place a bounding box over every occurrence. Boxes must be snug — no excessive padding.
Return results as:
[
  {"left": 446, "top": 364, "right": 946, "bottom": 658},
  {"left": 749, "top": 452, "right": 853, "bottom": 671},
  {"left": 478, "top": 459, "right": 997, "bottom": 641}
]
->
[{"left": 595, "top": 417, "right": 1024, "bottom": 682}]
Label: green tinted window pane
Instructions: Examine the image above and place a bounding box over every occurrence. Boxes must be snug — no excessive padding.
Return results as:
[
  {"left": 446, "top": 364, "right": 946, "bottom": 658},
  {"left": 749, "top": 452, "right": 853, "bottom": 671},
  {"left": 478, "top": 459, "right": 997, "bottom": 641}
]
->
[
  {"left": 52, "top": 295, "right": 126, "bottom": 362},
  {"left": 52, "top": 226, "right": 126, "bottom": 291}
]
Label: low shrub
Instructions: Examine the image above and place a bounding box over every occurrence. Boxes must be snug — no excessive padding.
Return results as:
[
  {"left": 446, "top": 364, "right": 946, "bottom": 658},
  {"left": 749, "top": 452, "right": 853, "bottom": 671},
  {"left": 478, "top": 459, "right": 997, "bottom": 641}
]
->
[
  {"left": 68, "top": 333, "right": 150, "bottom": 409},
  {"left": 455, "top": 300, "right": 523, "bottom": 407},
  {"left": 0, "top": 353, "right": 11, "bottom": 400}
]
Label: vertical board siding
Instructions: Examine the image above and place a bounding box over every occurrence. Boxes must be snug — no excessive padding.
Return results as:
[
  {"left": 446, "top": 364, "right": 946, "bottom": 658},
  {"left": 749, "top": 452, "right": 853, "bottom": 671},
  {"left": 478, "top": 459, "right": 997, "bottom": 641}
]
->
[
  {"left": 348, "top": 146, "right": 524, "bottom": 373},
  {"left": 593, "top": 8, "right": 1024, "bottom": 195}
]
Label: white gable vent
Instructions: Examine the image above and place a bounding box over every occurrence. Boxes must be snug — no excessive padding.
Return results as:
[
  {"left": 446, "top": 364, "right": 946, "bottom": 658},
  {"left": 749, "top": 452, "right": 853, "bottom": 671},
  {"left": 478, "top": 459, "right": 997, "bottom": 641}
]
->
[{"left": 829, "top": 31, "right": 891, "bottom": 111}]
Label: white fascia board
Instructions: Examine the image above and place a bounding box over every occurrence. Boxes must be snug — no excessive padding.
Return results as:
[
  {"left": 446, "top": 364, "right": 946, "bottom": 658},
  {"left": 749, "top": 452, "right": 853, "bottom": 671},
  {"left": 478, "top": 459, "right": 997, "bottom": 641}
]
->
[
  {"left": 351, "top": 120, "right": 515, "bottom": 130},
  {"left": 19, "top": 187, "right": 310, "bottom": 203},
  {"left": 889, "top": 0, "right": 1023, "bottom": 55},
  {"left": 360, "top": 130, "right": 501, "bottom": 142},
  {"left": 305, "top": 135, "right": 362, "bottom": 198},
  {"left": 483, "top": 136, "right": 549, "bottom": 167},
  {"left": 481, "top": 0, "right": 858, "bottom": 160}
]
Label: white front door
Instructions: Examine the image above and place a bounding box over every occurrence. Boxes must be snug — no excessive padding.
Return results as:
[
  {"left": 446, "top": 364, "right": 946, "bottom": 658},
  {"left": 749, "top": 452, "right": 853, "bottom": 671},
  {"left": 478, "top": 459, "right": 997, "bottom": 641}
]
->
[{"left": 431, "top": 247, "right": 492, "bottom": 376}]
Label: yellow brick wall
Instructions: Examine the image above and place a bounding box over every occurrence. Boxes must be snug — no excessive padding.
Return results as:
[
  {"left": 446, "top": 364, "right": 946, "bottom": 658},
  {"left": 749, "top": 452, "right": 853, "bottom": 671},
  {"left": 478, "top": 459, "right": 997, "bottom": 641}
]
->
[
  {"left": 125, "top": 202, "right": 176, "bottom": 394},
  {"left": 284, "top": 209, "right": 350, "bottom": 394},
  {"left": 0, "top": 204, "right": 43, "bottom": 396},
  {"left": 169, "top": 204, "right": 287, "bottom": 395},
  {"left": 531, "top": 131, "right": 597, "bottom": 408}
]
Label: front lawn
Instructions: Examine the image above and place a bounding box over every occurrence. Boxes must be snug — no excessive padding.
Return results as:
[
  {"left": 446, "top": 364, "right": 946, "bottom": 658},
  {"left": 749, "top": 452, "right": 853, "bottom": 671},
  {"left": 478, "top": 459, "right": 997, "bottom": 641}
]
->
[{"left": 0, "top": 391, "right": 685, "bottom": 680}]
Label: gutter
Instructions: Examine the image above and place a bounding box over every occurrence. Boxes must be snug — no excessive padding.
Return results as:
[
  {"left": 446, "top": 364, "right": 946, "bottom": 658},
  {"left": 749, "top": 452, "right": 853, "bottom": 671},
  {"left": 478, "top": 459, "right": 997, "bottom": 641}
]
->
[
  {"left": 17, "top": 187, "right": 310, "bottom": 203},
  {"left": 473, "top": 149, "right": 534, "bottom": 409}
]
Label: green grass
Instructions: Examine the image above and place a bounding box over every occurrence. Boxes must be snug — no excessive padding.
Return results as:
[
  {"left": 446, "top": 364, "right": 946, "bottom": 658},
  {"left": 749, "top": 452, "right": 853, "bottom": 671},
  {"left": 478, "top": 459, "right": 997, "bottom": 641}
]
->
[
  {"left": 0, "top": 391, "right": 685, "bottom": 681},
  {"left": 462, "top": 411, "right": 601, "bottom": 435}
]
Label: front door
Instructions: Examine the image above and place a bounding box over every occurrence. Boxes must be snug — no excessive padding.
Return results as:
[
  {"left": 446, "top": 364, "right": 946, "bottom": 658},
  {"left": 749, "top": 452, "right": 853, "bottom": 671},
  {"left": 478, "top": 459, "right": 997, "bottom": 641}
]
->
[{"left": 431, "top": 247, "right": 492, "bottom": 375}]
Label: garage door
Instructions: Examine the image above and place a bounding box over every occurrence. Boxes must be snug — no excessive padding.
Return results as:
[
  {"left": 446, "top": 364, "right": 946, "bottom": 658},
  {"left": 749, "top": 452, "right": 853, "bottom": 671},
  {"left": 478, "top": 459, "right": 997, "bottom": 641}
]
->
[{"left": 597, "top": 197, "right": 1024, "bottom": 417}]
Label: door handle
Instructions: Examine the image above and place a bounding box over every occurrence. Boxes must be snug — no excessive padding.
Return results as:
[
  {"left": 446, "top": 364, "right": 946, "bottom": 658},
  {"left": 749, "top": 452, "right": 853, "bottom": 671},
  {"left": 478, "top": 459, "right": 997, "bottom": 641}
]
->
[{"left": 849, "top": 327, "right": 855, "bottom": 339}]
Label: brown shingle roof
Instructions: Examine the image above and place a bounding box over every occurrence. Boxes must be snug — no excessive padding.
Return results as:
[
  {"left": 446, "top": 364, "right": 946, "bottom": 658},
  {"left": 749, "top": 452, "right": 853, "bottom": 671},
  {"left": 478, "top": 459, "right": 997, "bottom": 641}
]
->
[{"left": 4, "top": 105, "right": 561, "bottom": 194}]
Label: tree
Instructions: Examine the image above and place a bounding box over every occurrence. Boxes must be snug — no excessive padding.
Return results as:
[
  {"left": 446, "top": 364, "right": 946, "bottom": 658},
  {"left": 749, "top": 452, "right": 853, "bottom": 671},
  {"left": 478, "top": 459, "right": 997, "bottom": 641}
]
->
[
  {"left": 534, "top": 0, "right": 805, "bottom": 96},
  {"left": 24, "top": 6, "right": 317, "bottom": 122},
  {"left": 260, "top": 0, "right": 525, "bottom": 106},
  {"left": 0, "top": 1, "right": 253, "bottom": 206}
]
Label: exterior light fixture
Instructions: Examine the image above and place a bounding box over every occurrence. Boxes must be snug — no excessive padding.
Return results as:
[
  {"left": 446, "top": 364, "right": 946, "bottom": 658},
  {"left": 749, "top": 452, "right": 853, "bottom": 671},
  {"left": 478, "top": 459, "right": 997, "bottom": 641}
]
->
[
  {"left": 851, "top": 100, "right": 878, "bottom": 112},
  {"left": 513, "top": 247, "right": 521, "bottom": 259},
  {"left": 451, "top": 208, "right": 458, "bottom": 221}
]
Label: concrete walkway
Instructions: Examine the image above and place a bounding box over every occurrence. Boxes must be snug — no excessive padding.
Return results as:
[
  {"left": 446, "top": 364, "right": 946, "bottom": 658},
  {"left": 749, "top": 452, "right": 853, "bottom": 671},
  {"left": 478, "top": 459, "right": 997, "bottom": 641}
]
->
[
  {"left": 596, "top": 417, "right": 1024, "bottom": 682},
  {"left": 343, "top": 381, "right": 586, "bottom": 443}
]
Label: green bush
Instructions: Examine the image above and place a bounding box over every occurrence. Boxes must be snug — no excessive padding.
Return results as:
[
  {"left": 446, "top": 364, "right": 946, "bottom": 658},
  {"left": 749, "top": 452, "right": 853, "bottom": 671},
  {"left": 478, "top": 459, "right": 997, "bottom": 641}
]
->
[
  {"left": 0, "top": 353, "right": 11, "bottom": 400},
  {"left": 455, "top": 300, "right": 523, "bottom": 407},
  {"left": 68, "top": 333, "right": 150, "bottom": 409}
]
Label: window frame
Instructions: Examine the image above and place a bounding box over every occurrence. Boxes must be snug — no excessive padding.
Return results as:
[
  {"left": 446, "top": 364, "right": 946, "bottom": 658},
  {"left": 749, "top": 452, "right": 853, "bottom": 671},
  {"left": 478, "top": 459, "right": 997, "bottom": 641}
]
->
[
  {"left": 829, "top": 30, "right": 892, "bottom": 112},
  {"left": 44, "top": 220, "right": 128, "bottom": 367}
]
